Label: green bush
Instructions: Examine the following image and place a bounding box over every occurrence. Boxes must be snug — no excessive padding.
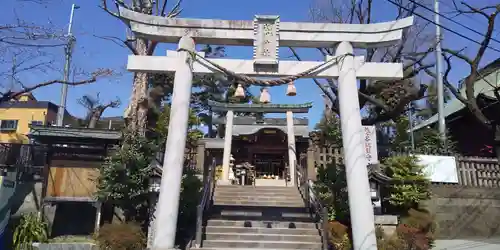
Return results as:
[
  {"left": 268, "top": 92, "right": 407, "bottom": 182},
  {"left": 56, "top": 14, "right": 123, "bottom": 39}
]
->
[
  {"left": 314, "top": 163, "right": 349, "bottom": 223},
  {"left": 383, "top": 155, "right": 431, "bottom": 212},
  {"left": 175, "top": 167, "right": 203, "bottom": 246},
  {"left": 96, "top": 131, "right": 158, "bottom": 222},
  {"left": 12, "top": 213, "right": 48, "bottom": 250}
]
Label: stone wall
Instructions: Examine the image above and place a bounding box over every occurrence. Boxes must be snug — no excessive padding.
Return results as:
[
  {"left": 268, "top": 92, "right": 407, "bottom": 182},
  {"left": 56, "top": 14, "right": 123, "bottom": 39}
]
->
[{"left": 425, "top": 185, "right": 500, "bottom": 239}]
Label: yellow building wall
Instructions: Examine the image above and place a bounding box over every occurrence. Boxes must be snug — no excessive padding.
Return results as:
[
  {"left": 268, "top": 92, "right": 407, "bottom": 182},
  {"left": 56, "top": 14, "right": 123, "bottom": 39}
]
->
[{"left": 0, "top": 108, "right": 54, "bottom": 143}]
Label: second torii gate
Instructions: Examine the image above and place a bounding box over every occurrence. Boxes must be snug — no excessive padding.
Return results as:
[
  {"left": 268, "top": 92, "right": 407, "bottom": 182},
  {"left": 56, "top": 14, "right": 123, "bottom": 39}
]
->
[{"left": 119, "top": 7, "right": 413, "bottom": 250}]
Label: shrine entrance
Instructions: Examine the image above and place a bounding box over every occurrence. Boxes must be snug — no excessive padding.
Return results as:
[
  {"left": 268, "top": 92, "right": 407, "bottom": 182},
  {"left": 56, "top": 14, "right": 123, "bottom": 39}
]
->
[
  {"left": 233, "top": 128, "right": 289, "bottom": 181},
  {"left": 253, "top": 153, "right": 286, "bottom": 180},
  {"left": 208, "top": 101, "right": 312, "bottom": 187}
]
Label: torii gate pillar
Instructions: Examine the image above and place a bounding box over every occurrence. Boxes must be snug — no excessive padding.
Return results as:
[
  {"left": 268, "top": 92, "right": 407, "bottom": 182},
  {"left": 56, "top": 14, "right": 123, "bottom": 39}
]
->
[
  {"left": 153, "top": 36, "right": 195, "bottom": 250},
  {"left": 336, "top": 41, "right": 377, "bottom": 249}
]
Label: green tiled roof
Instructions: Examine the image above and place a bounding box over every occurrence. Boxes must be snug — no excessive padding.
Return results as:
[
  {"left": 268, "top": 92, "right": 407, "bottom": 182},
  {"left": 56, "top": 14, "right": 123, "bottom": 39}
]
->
[
  {"left": 207, "top": 100, "right": 313, "bottom": 113},
  {"left": 29, "top": 126, "right": 122, "bottom": 141}
]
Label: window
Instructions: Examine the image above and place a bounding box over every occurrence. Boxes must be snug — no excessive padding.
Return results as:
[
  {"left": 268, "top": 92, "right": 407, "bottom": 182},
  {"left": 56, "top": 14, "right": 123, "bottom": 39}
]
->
[
  {"left": 0, "top": 120, "right": 18, "bottom": 132},
  {"left": 31, "top": 120, "right": 43, "bottom": 126}
]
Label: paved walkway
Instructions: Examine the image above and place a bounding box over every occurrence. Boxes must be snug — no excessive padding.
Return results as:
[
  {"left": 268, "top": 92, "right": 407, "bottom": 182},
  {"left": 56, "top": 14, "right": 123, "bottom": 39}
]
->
[{"left": 434, "top": 238, "right": 500, "bottom": 250}]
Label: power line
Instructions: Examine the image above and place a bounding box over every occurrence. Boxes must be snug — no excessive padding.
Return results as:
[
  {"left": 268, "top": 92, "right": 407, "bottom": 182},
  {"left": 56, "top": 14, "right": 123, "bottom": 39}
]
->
[
  {"left": 406, "top": 0, "right": 500, "bottom": 45},
  {"left": 385, "top": 0, "right": 500, "bottom": 54},
  {"left": 440, "top": 0, "right": 500, "bottom": 33}
]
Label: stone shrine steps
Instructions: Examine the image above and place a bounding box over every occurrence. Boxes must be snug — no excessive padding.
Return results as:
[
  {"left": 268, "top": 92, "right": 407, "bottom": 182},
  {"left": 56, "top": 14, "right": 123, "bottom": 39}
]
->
[{"left": 191, "top": 185, "right": 322, "bottom": 250}]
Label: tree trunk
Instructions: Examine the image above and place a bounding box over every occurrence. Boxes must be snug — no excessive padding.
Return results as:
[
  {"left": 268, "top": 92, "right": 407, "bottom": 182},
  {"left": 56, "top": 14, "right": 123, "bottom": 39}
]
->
[
  {"left": 88, "top": 110, "right": 103, "bottom": 128},
  {"left": 127, "top": 38, "right": 149, "bottom": 136}
]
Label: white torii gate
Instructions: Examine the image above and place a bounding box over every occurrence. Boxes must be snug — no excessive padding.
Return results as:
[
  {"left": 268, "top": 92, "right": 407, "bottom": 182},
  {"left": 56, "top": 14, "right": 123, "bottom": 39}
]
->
[{"left": 119, "top": 7, "right": 413, "bottom": 250}]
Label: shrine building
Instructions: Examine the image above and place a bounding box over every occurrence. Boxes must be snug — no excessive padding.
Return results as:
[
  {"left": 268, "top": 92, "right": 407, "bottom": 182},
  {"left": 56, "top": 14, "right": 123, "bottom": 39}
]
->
[{"left": 197, "top": 100, "right": 312, "bottom": 187}]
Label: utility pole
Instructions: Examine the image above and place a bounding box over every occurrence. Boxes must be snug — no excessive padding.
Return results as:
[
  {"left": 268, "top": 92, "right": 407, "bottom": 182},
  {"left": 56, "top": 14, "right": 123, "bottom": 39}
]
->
[
  {"left": 434, "top": 0, "right": 446, "bottom": 148},
  {"left": 56, "top": 4, "right": 79, "bottom": 126}
]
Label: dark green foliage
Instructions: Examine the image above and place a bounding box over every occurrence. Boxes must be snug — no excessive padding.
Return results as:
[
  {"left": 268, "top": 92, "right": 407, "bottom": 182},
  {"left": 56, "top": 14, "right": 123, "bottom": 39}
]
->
[
  {"left": 383, "top": 156, "right": 431, "bottom": 212},
  {"left": 314, "top": 113, "right": 342, "bottom": 147},
  {"left": 97, "top": 101, "right": 204, "bottom": 245},
  {"left": 314, "top": 162, "right": 349, "bottom": 223},
  {"left": 12, "top": 213, "right": 48, "bottom": 250},
  {"left": 377, "top": 112, "right": 457, "bottom": 155},
  {"left": 175, "top": 167, "right": 203, "bottom": 246},
  {"left": 154, "top": 105, "right": 204, "bottom": 149},
  {"left": 96, "top": 131, "right": 158, "bottom": 222},
  {"left": 412, "top": 127, "right": 456, "bottom": 155}
]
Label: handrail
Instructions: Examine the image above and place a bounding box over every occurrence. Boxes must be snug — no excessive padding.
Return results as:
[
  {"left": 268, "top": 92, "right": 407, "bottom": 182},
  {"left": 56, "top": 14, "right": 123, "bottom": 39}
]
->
[
  {"left": 194, "top": 157, "right": 216, "bottom": 248},
  {"left": 295, "top": 157, "right": 329, "bottom": 250}
]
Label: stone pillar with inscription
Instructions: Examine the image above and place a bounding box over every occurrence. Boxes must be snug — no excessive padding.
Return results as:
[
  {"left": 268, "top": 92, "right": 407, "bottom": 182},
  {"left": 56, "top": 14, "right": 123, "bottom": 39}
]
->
[
  {"left": 363, "top": 125, "right": 379, "bottom": 164},
  {"left": 253, "top": 15, "right": 279, "bottom": 69}
]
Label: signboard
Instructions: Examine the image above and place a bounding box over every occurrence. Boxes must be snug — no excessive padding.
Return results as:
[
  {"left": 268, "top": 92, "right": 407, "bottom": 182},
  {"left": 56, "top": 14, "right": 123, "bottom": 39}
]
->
[
  {"left": 415, "top": 155, "right": 459, "bottom": 183},
  {"left": 363, "top": 126, "right": 379, "bottom": 164},
  {"left": 0, "top": 170, "right": 17, "bottom": 246}
]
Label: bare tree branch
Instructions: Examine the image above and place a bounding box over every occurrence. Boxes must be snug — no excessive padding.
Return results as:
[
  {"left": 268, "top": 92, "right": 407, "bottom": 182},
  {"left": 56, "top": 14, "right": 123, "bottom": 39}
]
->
[
  {"left": 0, "top": 69, "right": 113, "bottom": 103},
  {"left": 93, "top": 34, "right": 139, "bottom": 55},
  {"left": 440, "top": 2, "right": 500, "bottom": 128},
  {"left": 79, "top": 92, "right": 121, "bottom": 128}
]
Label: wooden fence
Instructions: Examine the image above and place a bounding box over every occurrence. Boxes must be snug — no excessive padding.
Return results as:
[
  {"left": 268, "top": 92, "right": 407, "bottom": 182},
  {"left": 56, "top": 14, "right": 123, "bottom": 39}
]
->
[
  {"left": 455, "top": 157, "right": 500, "bottom": 188},
  {"left": 313, "top": 147, "right": 500, "bottom": 188}
]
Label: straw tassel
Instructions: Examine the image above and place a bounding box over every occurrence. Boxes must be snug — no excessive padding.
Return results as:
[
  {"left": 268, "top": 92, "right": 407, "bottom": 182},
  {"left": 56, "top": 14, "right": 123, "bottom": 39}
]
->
[
  {"left": 233, "top": 84, "right": 245, "bottom": 98},
  {"left": 286, "top": 81, "right": 297, "bottom": 96},
  {"left": 259, "top": 88, "right": 271, "bottom": 103}
]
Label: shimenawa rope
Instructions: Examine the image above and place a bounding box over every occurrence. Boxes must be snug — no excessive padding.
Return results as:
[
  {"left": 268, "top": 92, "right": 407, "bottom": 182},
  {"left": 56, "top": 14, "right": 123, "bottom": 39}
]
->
[{"left": 178, "top": 48, "right": 354, "bottom": 87}]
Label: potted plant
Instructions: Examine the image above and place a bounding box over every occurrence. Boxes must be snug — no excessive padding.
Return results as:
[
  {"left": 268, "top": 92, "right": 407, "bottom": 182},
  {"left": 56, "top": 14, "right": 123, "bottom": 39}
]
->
[
  {"left": 12, "top": 213, "right": 48, "bottom": 250},
  {"left": 13, "top": 213, "right": 99, "bottom": 250}
]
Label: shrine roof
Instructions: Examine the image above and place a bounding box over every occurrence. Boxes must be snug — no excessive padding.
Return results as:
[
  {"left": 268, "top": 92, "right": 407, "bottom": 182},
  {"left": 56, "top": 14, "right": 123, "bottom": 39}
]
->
[
  {"left": 198, "top": 138, "right": 225, "bottom": 149},
  {"left": 29, "top": 126, "right": 122, "bottom": 144},
  {"left": 368, "top": 164, "right": 427, "bottom": 184},
  {"left": 213, "top": 116, "right": 308, "bottom": 126},
  {"left": 233, "top": 125, "right": 309, "bottom": 137},
  {"left": 368, "top": 164, "right": 392, "bottom": 184},
  {"left": 208, "top": 100, "right": 312, "bottom": 113}
]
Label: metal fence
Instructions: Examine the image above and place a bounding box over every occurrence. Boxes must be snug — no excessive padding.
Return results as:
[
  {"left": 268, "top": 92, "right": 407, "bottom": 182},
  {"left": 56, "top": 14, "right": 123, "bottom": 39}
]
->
[
  {"left": 313, "top": 147, "right": 500, "bottom": 188},
  {"left": 0, "top": 143, "right": 46, "bottom": 167},
  {"left": 0, "top": 143, "right": 47, "bottom": 181}
]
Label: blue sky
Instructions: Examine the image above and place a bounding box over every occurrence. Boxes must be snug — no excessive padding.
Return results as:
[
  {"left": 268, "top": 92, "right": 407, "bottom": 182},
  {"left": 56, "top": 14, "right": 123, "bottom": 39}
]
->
[{"left": 2, "top": 0, "right": 500, "bottom": 129}]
